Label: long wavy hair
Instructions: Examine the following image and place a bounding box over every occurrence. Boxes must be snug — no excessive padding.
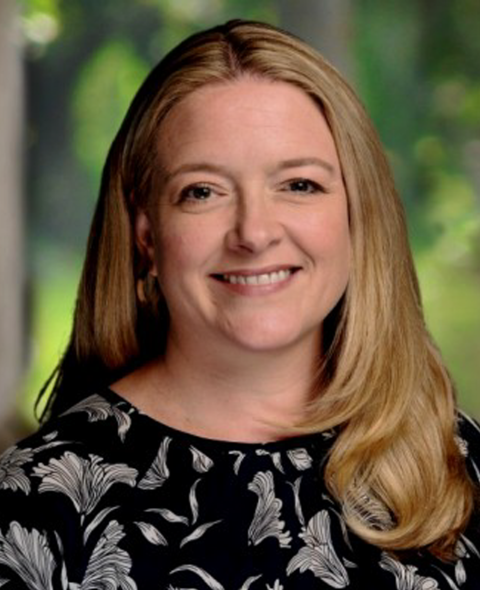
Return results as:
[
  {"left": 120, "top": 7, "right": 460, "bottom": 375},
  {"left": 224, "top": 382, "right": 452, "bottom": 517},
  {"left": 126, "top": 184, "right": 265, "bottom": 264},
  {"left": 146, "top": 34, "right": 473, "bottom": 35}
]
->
[{"left": 38, "top": 19, "right": 476, "bottom": 558}]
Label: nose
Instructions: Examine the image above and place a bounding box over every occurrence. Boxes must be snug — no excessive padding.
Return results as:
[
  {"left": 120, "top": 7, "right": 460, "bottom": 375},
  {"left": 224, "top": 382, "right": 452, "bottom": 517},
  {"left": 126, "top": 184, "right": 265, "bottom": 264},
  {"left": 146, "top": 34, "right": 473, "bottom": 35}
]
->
[{"left": 225, "top": 190, "right": 283, "bottom": 254}]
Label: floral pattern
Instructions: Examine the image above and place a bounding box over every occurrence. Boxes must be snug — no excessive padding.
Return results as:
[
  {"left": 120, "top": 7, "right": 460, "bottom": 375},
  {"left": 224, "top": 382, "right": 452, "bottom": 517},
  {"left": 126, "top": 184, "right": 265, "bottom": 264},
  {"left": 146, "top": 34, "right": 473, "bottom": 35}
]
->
[
  {"left": 0, "top": 522, "right": 56, "bottom": 590},
  {"left": 33, "top": 452, "right": 138, "bottom": 521},
  {"left": 287, "top": 510, "right": 350, "bottom": 587},
  {"left": 79, "top": 520, "right": 137, "bottom": 590},
  {"left": 379, "top": 553, "right": 439, "bottom": 589},
  {"left": 0, "top": 389, "right": 478, "bottom": 589},
  {"left": 248, "top": 471, "right": 292, "bottom": 548}
]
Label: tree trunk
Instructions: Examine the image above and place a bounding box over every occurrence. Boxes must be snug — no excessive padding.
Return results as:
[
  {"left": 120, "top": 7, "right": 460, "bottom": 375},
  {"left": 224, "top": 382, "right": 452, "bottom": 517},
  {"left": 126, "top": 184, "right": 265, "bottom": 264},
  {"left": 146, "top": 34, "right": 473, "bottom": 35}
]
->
[{"left": 0, "top": 0, "right": 25, "bottom": 450}]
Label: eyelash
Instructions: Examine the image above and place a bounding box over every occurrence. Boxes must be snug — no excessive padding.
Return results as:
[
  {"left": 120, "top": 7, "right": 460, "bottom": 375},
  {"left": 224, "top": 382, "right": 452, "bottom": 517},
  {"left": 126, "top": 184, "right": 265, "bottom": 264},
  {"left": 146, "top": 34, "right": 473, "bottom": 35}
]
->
[
  {"left": 283, "top": 178, "right": 326, "bottom": 194},
  {"left": 178, "top": 183, "right": 215, "bottom": 203},
  {"left": 177, "top": 178, "right": 327, "bottom": 204}
]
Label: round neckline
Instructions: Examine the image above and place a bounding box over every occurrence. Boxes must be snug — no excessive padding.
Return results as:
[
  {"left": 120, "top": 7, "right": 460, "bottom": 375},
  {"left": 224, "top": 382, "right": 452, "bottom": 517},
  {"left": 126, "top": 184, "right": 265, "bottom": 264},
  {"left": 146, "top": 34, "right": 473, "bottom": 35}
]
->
[{"left": 101, "top": 386, "right": 336, "bottom": 453}]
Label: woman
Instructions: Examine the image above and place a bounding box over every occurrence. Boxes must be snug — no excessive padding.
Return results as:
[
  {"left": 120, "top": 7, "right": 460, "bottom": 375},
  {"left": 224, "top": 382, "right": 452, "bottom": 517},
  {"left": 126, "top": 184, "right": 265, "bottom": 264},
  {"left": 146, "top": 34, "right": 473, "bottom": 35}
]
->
[{"left": 0, "top": 19, "right": 479, "bottom": 589}]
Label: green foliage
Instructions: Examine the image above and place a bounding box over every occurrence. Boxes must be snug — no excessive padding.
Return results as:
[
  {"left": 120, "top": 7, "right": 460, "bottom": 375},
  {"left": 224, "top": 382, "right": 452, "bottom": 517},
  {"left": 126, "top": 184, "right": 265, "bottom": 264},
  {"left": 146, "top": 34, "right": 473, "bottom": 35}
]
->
[
  {"left": 72, "top": 41, "right": 149, "bottom": 187},
  {"left": 21, "top": 0, "right": 60, "bottom": 19},
  {"left": 21, "top": 0, "right": 61, "bottom": 49},
  {"left": 21, "top": 246, "right": 81, "bottom": 426}
]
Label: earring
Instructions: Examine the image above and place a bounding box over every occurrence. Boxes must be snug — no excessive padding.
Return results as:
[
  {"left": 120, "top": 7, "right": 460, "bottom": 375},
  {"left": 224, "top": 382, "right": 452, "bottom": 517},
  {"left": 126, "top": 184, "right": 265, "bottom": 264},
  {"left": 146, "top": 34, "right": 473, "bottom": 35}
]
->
[{"left": 136, "top": 273, "right": 160, "bottom": 305}]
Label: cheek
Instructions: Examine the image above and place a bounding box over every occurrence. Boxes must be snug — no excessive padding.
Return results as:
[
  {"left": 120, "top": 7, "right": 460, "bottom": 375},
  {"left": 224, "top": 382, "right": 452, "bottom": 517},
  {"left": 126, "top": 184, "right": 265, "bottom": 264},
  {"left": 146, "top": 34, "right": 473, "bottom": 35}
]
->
[
  {"left": 303, "top": 209, "right": 351, "bottom": 277},
  {"left": 155, "top": 222, "right": 215, "bottom": 278},
  {"left": 300, "top": 205, "right": 350, "bottom": 250},
  {"left": 154, "top": 234, "right": 191, "bottom": 286}
]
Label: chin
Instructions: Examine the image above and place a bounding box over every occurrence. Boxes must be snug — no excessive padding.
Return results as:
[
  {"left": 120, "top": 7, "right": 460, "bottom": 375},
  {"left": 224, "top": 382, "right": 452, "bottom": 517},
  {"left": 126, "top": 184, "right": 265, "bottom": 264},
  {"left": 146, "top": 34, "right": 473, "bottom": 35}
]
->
[{"left": 222, "top": 318, "right": 319, "bottom": 354}]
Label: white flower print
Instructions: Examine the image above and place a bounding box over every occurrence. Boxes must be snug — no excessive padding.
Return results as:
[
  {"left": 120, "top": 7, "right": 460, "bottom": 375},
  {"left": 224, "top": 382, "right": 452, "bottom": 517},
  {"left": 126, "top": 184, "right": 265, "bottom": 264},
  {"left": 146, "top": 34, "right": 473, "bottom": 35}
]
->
[
  {"left": 79, "top": 520, "right": 137, "bottom": 590},
  {"left": 180, "top": 520, "right": 222, "bottom": 548},
  {"left": 248, "top": 471, "right": 292, "bottom": 549},
  {"left": 170, "top": 564, "right": 224, "bottom": 590},
  {"left": 138, "top": 437, "right": 171, "bottom": 490},
  {"left": 239, "top": 575, "right": 262, "bottom": 590},
  {"left": 0, "top": 436, "right": 69, "bottom": 495},
  {"left": 190, "top": 447, "right": 214, "bottom": 473},
  {"left": 454, "top": 539, "right": 468, "bottom": 586},
  {"left": 63, "top": 394, "right": 133, "bottom": 442},
  {"left": 286, "top": 448, "right": 313, "bottom": 471},
  {"left": 287, "top": 510, "right": 349, "bottom": 588},
  {"left": 189, "top": 478, "right": 201, "bottom": 524},
  {"left": 266, "top": 581, "right": 283, "bottom": 590},
  {"left": 450, "top": 535, "right": 480, "bottom": 587},
  {"left": 288, "top": 477, "right": 305, "bottom": 527},
  {"left": 0, "top": 522, "right": 56, "bottom": 590},
  {"left": 379, "top": 553, "right": 439, "bottom": 590},
  {"left": 83, "top": 506, "right": 119, "bottom": 544},
  {"left": 170, "top": 565, "right": 261, "bottom": 590},
  {"left": 256, "top": 450, "right": 284, "bottom": 473},
  {"left": 0, "top": 578, "right": 8, "bottom": 587},
  {"left": 322, "top": 429, "right": 337, "bottom": 440},
  {"left": 134, "top": 521, "right": 168, "bottom": 546},
  {"left": 454, "top": 561, "right": 466, "bottom": 587},
  {"left": 454, "top": 436, "right": 468, "bottom": 457},
  {"left": 33, "top": 451, "right": 137, "bottom": 521},
  {"left": 146, "top": 508, "right": 189, "bottom": 526},
  {"left": 42, "top": 431, "right": 58, "bottom": 442},
  {"left": 460, "top": 533, "right": 480, "bottom": 559},
  {"left": 229, "top": 451, "right": 246, "bottom": 475},
  {"left": 0, "top": 446, "right": 34, "bottom": 494},
  {"left": 141, "top": 488, "right": 223, "bottom": 551}
]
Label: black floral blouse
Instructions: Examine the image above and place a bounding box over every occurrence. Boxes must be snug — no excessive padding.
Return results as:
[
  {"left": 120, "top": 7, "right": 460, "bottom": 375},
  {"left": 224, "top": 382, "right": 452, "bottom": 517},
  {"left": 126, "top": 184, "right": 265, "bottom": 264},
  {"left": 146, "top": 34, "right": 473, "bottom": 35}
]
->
[{"left": 0, "top": 388, "right": 479, "bottom": 589}]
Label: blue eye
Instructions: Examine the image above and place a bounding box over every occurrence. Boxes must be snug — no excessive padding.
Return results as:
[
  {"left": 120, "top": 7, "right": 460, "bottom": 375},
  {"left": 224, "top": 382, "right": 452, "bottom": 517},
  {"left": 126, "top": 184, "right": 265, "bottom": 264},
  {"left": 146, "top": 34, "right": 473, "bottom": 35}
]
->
[{"left": 287, "top": 179, "right": 323, "bottom": 194}]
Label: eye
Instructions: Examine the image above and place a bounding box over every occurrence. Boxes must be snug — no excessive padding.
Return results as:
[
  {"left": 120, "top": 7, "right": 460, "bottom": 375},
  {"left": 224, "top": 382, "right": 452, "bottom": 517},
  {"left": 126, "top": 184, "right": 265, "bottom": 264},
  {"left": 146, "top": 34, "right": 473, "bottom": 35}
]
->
[
  {"left": 179, "top": 184, "right": 213, "bottom": 202},
  {"left": 285, "top": 178, "right": 325, "bottom": 194}
]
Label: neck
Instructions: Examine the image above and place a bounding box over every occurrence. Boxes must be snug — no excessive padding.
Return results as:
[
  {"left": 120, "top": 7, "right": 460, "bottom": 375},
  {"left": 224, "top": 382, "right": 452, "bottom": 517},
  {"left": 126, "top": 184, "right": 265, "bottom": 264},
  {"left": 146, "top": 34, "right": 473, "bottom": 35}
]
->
[{"left": 145, "top": 330, "right": 321, "bottom": 442}]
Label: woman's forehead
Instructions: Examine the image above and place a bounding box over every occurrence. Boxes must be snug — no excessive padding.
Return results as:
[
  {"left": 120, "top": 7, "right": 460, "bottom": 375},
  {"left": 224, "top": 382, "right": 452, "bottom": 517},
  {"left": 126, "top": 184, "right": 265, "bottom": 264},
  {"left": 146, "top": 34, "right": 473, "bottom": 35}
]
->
[{"left": 155, "top": 78, "right": 341, "bottom": 177}]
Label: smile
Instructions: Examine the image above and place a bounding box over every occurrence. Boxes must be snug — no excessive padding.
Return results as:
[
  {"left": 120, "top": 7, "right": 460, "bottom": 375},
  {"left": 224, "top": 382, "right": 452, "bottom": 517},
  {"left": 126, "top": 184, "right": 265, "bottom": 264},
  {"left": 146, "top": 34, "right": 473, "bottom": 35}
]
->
[{"left": 213, "top": 267, "right": 300, "bottom": 286}]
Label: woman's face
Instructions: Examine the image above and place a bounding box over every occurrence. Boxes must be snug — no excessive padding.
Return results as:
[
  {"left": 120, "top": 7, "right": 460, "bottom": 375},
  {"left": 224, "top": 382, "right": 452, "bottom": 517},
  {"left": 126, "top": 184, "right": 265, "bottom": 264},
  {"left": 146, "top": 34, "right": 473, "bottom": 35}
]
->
[{"left": 136, "top": 78, "right": 351, "bottom": 357}]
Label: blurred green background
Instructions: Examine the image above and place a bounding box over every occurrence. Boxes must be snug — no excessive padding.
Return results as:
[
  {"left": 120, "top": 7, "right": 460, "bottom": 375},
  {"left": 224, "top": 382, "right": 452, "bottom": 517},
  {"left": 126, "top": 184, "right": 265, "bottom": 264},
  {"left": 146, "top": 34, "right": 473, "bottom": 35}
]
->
[{"left": 19, "top": 0, "right": 480, "bottom": 425}]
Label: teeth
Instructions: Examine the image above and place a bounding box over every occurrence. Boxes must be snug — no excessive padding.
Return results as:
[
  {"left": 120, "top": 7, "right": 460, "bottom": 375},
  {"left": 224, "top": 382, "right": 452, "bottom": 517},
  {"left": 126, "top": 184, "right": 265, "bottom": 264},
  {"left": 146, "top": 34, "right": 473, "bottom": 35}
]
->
[{"left": 222, "top": 269, "right": 292, "bottom": 285}]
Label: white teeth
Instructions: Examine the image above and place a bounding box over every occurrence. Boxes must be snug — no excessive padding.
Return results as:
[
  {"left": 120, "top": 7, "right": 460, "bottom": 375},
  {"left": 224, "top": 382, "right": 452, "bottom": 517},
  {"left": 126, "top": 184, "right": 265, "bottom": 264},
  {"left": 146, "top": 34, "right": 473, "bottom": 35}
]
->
[
  {"left": 257, "top": 273, "right": 271, "bottom": 285},
  {"left": 222, "top": 269, "right": 292, "bottom": 285}
]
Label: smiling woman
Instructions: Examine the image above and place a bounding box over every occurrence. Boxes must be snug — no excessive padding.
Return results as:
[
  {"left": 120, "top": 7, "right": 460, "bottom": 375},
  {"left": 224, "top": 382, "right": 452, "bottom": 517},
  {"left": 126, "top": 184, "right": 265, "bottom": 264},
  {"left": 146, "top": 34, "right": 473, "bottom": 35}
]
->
[
  {"left": 0, "top": 19, "right": 479, "bottom": 589},
  {"left": 131, "top": 79, "right": 350, "bottom": 369}
]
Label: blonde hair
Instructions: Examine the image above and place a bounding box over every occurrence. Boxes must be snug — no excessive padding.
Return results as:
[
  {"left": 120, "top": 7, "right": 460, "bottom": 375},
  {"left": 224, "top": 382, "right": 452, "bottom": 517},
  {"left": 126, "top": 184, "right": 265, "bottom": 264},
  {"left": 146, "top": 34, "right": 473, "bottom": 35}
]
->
[{"left": 39, "top": 20, "right": 476, "bottom": 558}]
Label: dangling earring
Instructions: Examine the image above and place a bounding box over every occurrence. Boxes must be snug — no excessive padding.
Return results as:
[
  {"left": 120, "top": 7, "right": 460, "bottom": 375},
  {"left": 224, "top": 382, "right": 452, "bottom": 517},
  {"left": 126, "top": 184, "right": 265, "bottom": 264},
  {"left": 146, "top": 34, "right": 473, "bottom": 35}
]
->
[{"left": 136, "top": 272, "right": 160, "bottom": 305}]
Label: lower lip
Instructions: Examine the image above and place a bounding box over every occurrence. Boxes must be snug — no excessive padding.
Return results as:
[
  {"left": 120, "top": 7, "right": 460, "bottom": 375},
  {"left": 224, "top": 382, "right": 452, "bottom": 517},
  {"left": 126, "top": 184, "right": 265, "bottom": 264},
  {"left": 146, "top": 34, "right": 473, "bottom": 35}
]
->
[{"left": 211, "top": 271, "right": 299, "bottom": 296}]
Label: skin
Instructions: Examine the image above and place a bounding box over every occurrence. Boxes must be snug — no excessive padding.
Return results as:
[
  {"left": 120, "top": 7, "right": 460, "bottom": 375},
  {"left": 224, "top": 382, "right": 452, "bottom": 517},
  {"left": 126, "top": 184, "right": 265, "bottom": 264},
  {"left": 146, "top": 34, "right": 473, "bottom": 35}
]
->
[{"left": 115, "top": 78, "right": 351, "bottom": 442}]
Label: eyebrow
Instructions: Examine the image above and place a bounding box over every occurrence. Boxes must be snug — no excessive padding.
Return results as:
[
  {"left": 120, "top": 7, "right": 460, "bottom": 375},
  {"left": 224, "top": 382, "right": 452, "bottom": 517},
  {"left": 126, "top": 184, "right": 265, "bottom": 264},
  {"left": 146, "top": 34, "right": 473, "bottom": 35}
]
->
[
  {"left": 163, "top": 163, "right": 232, "bottom": 183},
  {"left": 275, "top": 157, "right": 335, "bottom": 176},
  {"left": 163, "top": 157, "right": 336, "bottom": 182}
]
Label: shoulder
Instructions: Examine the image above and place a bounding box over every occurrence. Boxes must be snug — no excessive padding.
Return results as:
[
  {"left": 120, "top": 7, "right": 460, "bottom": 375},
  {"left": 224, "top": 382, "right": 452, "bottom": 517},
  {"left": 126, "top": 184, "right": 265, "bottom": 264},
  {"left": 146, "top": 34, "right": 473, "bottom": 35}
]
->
[
  {"left": 456, "top": 410, "right": 480, "bottom": 484},
  {"left": 0, "top": 392, "right": 142, "bottom": 587},
  {"left": 0, "top": 391, "right": 139, "bottom": 507},
  {"left": 2, "top": 391, "right": 134, "bottom": 455}
]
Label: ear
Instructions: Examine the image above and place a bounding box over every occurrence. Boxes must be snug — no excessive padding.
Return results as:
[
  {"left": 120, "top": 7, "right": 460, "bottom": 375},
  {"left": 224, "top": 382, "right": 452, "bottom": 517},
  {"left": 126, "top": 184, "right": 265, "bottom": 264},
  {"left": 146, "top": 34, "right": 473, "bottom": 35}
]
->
[{"left": 134, "top": 209, "right": 158, "bottom": 277}]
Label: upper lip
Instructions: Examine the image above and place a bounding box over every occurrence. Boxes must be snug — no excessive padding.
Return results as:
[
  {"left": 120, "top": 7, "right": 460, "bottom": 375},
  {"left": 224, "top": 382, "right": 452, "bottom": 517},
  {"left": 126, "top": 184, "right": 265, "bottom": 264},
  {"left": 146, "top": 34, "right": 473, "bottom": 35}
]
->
[{"left": 211, "top": 265, "right": 301, "bottom": 277}]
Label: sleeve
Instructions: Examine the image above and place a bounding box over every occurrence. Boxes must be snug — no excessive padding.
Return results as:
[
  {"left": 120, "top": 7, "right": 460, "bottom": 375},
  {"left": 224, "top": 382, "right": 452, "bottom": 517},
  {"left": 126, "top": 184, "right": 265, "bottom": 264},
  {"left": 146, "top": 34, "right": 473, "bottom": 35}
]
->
[{"left": 0, "top": 432, "right": 81, "bottom": 589}]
